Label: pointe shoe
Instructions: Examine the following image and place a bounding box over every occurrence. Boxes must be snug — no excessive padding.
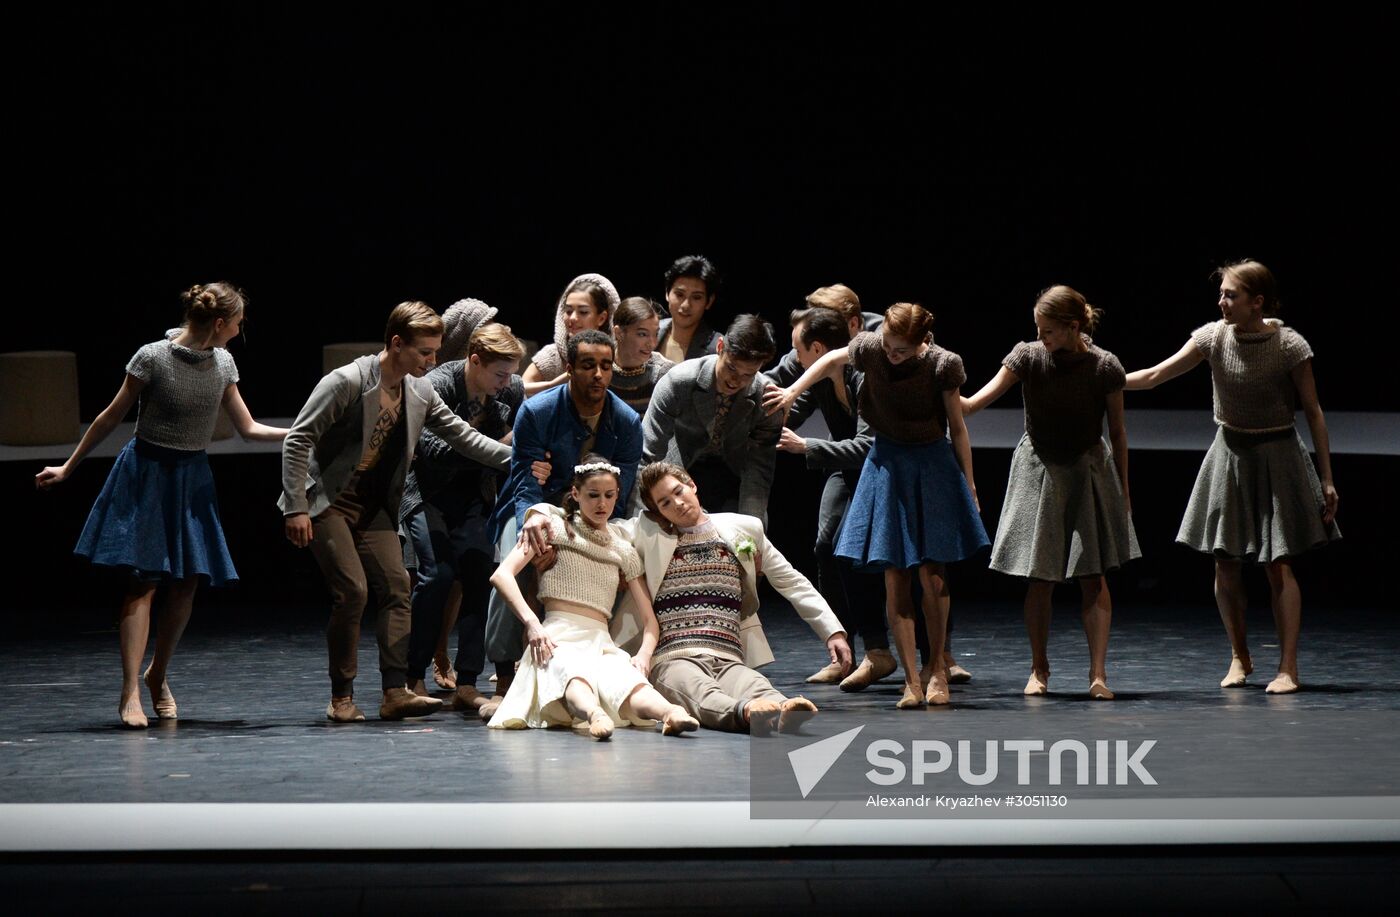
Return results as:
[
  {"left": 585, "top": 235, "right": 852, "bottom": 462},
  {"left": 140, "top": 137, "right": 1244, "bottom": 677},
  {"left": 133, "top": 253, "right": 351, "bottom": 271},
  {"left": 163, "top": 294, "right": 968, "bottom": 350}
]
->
[
  {"left": 407, "top": 678, "right": 431, "bottom": 698},
  {"left": 947, "top": 663, "right": 973, "bottom": 684},
  {"left": 119, "top": 696, "right": 149, "bottom": 729},
  {"left": 379, "top": 687, "right": 444, "bottom": 720},
  {"left": 896, "top": 684, "right": 925, "bottom": 709},
  {"left": 452, "top": 685, "right": 490, "bottom": 712},
  {"left": 806, "top": 661, "right": 846, "bottom": 684},
  {"left": 1089, "top": 678, "right": 1115, "bottom": 701},
  {"left": 925, "top": 676, "right": 950, "bottom": 706},
  {"left": 478, "top": 699, "right": 502, "bottom": 722},
  {"left": 432, "top": 657, "right": 457, "bottom": 691},
  {"left": 661, "top": 707, "right": 699, "bottom": 736},
  {"left": 587, "top": 709, "right": 615, "bottom": 740},
  {"left": 1023, "top": 671, "right": 1049, "bottom": 696},
  {"left": 1265, "top": 673, "right": 1299, "bottom": 695},
  {"left": 143, "top": 669, "right": 177, "bottom": 719},
  {"left": 840, "top": 648, "right": 898, "bottom": 692},
  {"left": 746, "top": 699, "right": 782, "bottom": 735},
  {"left": 778, "top": 696, "right": 819, "bottom": 732},
  {"left": 325, "top": 696, "right": 365, "bottom": 723},
  {"left": 1220, "top": 658, "right": 1253, "bottom": 688}
]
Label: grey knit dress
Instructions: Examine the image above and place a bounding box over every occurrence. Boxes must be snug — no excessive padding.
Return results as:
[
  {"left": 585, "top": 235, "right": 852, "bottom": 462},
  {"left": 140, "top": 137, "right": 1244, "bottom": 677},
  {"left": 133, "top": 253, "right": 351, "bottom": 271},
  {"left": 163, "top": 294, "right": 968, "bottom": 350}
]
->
[
  {"left": 1176, "top": 320, "right": 1340, "bottom": 562},
  {"left": 989, "top": 339, "right": 1140, "bottom": 581}
]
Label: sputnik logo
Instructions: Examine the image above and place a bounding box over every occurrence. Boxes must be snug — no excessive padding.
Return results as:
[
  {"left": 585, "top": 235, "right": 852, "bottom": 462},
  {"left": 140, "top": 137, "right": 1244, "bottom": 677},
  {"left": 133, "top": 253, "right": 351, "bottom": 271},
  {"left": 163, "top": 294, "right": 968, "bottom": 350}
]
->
[{"left": 787, "top": 725, "right": 865, "bottom": 798}]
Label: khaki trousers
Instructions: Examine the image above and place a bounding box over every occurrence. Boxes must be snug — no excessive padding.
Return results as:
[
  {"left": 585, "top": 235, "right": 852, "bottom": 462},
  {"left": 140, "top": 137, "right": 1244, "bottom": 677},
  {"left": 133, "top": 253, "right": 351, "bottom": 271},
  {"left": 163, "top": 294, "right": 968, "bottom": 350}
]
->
[{"left": 651, "top": 652, "right": 785, "bottom": 733}]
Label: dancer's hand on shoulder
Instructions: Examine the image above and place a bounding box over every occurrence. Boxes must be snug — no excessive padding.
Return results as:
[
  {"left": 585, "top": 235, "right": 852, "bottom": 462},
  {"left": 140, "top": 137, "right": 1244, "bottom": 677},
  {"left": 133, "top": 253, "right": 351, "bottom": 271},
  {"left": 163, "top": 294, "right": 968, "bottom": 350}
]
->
[
  {"left": 762, "top": 383, "right": 794, "bottom": 418},
  {"left": 285, "top": 514, "right": 313, "bottom": 548},
  {"left": 35, "top": 465, "right": 69, "bottom": 490},
  {"left": 520, "top": 512, "right": 553, "bottom": 556},
  {"left": 530, "top": 546, "right": 556, "bottom": 574}
]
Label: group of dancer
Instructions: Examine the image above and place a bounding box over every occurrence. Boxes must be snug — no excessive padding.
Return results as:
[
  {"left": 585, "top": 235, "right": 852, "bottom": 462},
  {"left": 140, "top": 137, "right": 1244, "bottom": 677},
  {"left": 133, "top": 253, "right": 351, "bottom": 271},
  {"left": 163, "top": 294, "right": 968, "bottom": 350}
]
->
[{"left": 35, "top": 255, "right": 1340, "bottom": 733}]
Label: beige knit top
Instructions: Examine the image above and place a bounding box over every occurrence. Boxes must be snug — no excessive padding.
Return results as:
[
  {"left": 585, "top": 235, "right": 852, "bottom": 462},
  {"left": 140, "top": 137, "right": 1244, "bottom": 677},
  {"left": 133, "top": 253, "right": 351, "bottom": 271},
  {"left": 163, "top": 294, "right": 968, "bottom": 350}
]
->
[
  {"left": 535, "top": 513, "right": 644, "bottom": 617},
  {"left": 1190, "top": 319, "right": 1313, "bottom": 433}
]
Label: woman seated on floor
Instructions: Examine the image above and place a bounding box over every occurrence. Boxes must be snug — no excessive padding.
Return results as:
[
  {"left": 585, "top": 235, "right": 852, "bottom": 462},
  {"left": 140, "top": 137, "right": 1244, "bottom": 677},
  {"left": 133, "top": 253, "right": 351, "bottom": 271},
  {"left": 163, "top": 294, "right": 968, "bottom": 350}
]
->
[{"left": 482, "top": 454, "right": 700, "bottom": 739}]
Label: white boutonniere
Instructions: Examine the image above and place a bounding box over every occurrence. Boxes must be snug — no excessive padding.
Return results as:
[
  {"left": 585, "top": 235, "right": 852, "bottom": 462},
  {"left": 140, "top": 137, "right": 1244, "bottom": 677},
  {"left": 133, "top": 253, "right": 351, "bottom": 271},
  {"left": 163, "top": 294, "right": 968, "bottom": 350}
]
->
[{"left": 732, "top": 535, "right": 757, "bottom": 560}]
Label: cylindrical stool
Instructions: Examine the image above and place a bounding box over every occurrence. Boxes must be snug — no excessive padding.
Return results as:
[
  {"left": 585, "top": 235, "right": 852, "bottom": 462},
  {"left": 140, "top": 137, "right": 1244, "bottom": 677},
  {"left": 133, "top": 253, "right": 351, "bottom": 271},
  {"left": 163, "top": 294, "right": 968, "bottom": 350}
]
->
[
  {"left": 0, "top": 351, "right": 81, "bottom": 445},
  {"left": 322, "top": 342, "right": 382, "bottom": 376}
]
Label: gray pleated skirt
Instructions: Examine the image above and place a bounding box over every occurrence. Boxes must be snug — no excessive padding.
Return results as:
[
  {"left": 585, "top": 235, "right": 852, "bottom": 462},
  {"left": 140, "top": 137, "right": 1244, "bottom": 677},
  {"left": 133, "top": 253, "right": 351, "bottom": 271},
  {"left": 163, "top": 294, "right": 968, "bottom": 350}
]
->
[
  {"left": 990, "top": 435, "right": 1140, "bottom": 581},
  {"left": 1176, "top": 427, "right": 1340, "bottom": 562}
]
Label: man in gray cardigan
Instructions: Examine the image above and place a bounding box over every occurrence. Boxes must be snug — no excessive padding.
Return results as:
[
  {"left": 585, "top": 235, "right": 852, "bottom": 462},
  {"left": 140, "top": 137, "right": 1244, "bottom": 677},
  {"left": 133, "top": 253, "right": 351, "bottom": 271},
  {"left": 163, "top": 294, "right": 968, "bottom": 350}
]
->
[
  {"left": 280, "top": 302, "right": 511, "bottom": 723},
  {"left": 642, "top": 314, "right": 782, "bottom": 522}
]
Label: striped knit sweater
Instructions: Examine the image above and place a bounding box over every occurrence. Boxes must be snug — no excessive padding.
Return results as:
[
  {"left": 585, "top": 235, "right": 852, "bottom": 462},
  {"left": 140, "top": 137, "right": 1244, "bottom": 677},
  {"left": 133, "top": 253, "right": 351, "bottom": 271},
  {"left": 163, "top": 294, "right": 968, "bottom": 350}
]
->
[{"left": 652, "top": 519, "right": 744, "bottom": 661}]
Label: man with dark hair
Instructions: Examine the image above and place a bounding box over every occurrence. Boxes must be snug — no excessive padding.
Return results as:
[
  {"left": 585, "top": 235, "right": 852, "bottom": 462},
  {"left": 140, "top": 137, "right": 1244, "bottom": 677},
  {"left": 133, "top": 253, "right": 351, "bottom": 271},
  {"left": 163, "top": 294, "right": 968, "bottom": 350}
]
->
[
  {"left": 658, "top": 254, "right": 723, "bottom": 362},
  {"left": 480, "top": 328, "right": 643, "bottom": 707},
  {"left": 643, "top": 314, "right": 782, "bottom": 520},
  {"left": 280, "top": 301, "right": 512, "bottom": 722},
  {"left": 767, "top": 301, "right": 896, "bottom": 691}
]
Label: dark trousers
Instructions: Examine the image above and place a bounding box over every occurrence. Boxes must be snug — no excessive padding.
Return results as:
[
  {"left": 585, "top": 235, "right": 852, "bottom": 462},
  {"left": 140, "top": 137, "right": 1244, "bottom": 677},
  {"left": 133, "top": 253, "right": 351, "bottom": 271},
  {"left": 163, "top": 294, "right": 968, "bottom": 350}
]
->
[
  {"left": 688, "top": 458, "right": 743, "bottom": 514},
  {"left": 309, "top": 474, "right": 410, "bottom": 696},
  {"left": 818, "top": 471, "right": 889, "bottom": 652},
  {"left": 405, "top": 501, "right": 493, "bottom": 687}
]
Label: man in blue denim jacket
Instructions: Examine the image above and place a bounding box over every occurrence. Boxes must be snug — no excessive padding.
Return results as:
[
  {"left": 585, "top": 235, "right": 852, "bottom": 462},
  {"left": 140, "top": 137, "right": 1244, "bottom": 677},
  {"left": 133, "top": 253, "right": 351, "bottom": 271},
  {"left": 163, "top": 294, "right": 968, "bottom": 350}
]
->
[{"left": 481, "top": 329, "right": 643, "bottom": 703}]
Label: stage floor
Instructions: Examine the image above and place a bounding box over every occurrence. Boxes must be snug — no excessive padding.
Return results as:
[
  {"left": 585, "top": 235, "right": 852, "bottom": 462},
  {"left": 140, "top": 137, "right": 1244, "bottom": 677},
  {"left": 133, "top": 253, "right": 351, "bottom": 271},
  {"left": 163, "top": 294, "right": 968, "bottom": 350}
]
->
[{"left": 2, "top": 600, "right": 1397, "bottom": 854}]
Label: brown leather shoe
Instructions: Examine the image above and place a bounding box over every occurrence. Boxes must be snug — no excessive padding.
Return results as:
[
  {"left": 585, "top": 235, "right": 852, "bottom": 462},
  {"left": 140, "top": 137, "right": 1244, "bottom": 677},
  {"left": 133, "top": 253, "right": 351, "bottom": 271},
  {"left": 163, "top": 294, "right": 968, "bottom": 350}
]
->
[
  {"left": 379, "top": 687, "right": 444, "bottom": 720},
  {"left": 407, "top": 678, "right": 431, "bottom": 697},
  {"left": 805, "top": 661, "right": 845, "bottom": 684},
  {"left": 839, "top": 648, "right": 897, "bottom": 692},
  {"left": 326, "top": 696, "right": 366, "bottom": 723}
]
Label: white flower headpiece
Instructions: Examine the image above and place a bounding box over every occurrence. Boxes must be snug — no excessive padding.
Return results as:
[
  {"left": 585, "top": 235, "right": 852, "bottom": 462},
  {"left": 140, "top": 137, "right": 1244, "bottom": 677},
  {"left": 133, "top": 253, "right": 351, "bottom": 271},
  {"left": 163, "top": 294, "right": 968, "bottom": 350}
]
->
[{"left": 574, "top": 461, "right": 621, "bottom": 477}]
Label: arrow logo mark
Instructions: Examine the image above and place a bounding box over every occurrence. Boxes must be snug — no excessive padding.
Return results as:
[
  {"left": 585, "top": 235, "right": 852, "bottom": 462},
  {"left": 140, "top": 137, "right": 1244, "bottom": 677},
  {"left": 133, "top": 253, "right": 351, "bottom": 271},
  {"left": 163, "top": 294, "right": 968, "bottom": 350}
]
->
[{"left": 787, "top": 725, "right": 865, "bottom": 798}]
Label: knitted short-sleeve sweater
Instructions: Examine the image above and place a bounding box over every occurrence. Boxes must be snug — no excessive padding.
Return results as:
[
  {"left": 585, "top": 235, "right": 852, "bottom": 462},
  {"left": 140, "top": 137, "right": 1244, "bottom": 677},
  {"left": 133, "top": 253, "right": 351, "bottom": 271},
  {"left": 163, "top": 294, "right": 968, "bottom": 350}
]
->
[
  {"left": 848, "top": 331, "right": 966, "bottom": 443},
  {"left": 1190, "top": 319, "right": 1313, "bottom": 433},
  {"left": 126, "top": 340, "right": 240, "bottom": 451},
  {"left": 1003, "top": 337, "right": 1125, "bottom": 461},
  {"left": 535, "top": 513, "right": 643, "bottom": 617}
]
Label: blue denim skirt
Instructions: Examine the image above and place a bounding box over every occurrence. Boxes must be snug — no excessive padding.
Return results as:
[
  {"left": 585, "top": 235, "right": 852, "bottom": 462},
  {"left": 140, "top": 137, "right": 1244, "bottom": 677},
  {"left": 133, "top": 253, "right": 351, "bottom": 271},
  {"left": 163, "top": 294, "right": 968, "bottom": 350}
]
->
[{"left": 74, "top": 438, "right": 238, "bottom": 585}]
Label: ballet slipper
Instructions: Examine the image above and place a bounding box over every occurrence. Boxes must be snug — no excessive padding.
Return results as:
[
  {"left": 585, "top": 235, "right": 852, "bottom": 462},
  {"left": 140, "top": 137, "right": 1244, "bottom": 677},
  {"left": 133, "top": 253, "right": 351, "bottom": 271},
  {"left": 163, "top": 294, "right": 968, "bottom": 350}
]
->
[
  {"left": 452, "top": 685, "right": 490, "bottom": 712},
  {"left": 325, "top": 696, "right": 366, "bottom": 723},
  {"left": 924, "top": 675, "right": 950, "bottom": 706},
  {"left": 143, "top": 668, "right": 177, "bottom": 720},
  {"left": 587, "top": 709, "right": 614, "bottom": 740},
  {"left": 896, "top": 683, "right": 924, "bottom": 709},
  {"left": 1265, "top": 673, "right": 1299, "bottom": 695},
  {"left": 746, "top": 698, "right": 781, "bottom": 735},
  {"left": 432, "top": 656, "right": 457, "bottom": 690},
  {"left": 661, "top": 707, "right": 699, "bottom": 736},
  {"left": 1089, "top": 678, "right": 1115, "bottom": 701},
  {"left": 119, "top": 694, "right": 149, "bottom": 729},
  {"left": 477, "top": 699, "right": 501, "bottom": 722},
  {"left": 1220, "top": 657, "right": 1253, "bottom": 688},
  {"left": 947, "top": 663, "right": 973, "bottom": 684},
  {"left": 1023, "top": 671, "right": 1049, "bottom": 696},
  {"left": 778, "top": 696, "right": 818, "bottom": 733},
  {"left": 839, "top": 649, "right": 897, "bottom": 692},
  {"left": 806, "top": 661, "right": 846, "bottom": 684}
]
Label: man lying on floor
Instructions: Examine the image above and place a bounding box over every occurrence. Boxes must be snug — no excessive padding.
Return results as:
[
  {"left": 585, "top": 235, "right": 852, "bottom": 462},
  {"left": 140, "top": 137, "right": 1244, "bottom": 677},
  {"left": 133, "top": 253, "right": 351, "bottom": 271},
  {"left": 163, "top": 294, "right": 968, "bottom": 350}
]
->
[{"left": 520, "top": 461, "right": 852, "bottom": 732}]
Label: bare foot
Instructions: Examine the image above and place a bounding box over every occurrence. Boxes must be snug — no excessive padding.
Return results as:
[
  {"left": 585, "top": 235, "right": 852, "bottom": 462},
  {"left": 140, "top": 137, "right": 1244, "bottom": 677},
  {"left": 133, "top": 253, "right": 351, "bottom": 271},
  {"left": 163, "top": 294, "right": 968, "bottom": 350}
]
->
[
  {"left": 925, "top": 674, "right": 950, "bottom": 706},
  {"left": 662, "top": 707, "right": 699, "bottom": 736},
  {"left": 587, "top": 709, "right": 615, "bottom": 740},
  {"left": 806, "top": 661, "right": 845, "bottom": 684},
  {"left": 452, "top": 685, "right": 490, "bottom": 712},
  {"left": 896, "top": 683, "right": 924, "bottom": 709},
  {"left": 1265, "top": 673, "right": 1299, "bottom": 695},
  {"left": 1220, "top": 657, "right": 1253, "bottom": 688},
  {"left": 119, "top": 693, "right": 149, "bottom": 729},
  {"left": 1023, "top": 671, "right": 1049, "bottom": 696},
  {"left": 779, "top": 696, "right": 818, "bottom": 732},
  {"left": 143, "top": 668, "right": 177, "bottom": 719},
  {"left": 1089, "top": 678, "right": 1115, "bottom": 701}
]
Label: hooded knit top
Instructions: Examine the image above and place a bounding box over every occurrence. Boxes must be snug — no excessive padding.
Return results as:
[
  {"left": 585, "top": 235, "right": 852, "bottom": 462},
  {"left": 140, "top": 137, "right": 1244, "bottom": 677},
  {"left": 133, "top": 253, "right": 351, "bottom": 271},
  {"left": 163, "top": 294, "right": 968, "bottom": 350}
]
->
[{"left": 126, "top": 339, "right": 240, "bottom": 451}]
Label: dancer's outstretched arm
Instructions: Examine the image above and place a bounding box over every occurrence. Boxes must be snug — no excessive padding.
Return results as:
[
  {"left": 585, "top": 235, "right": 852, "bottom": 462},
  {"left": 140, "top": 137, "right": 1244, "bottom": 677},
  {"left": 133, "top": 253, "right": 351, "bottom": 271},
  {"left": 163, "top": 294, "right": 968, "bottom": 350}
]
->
[
  {"left": 36, "top": 375, "right": 145, "bottom": 488},
  {"left": 961, "top": 366, "right": 1019, "bottom": 417},
  {"left": 1124, "top": 340, "right": 1202, "bottom": 390},
  {"left": 223, "top": 383, "right": 288, "bottom": 442},
  {"left": 762, "top": 346, "right": 849, "bottom": 416}
]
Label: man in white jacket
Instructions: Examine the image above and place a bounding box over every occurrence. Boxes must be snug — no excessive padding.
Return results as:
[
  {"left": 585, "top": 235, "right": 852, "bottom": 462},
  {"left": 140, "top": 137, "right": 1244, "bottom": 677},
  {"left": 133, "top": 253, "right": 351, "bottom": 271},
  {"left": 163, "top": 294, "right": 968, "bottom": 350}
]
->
[{"left": 522, "top": 461, "right": 852, "bottom": 732}]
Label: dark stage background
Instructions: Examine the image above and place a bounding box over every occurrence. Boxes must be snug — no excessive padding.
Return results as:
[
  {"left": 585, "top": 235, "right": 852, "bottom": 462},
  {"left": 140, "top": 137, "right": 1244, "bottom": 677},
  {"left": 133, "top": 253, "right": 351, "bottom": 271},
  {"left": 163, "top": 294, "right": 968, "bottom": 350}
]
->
[{"left": 7, "top": 2, "right": 1395, "bottom": 618}]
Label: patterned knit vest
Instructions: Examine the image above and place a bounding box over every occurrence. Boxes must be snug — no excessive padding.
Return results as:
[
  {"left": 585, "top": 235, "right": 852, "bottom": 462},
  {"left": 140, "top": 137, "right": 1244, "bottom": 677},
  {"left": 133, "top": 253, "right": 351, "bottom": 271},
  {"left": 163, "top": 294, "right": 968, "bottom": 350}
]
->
[{"left": 653, "top": 519, "right": 744, "bottom": 661}]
